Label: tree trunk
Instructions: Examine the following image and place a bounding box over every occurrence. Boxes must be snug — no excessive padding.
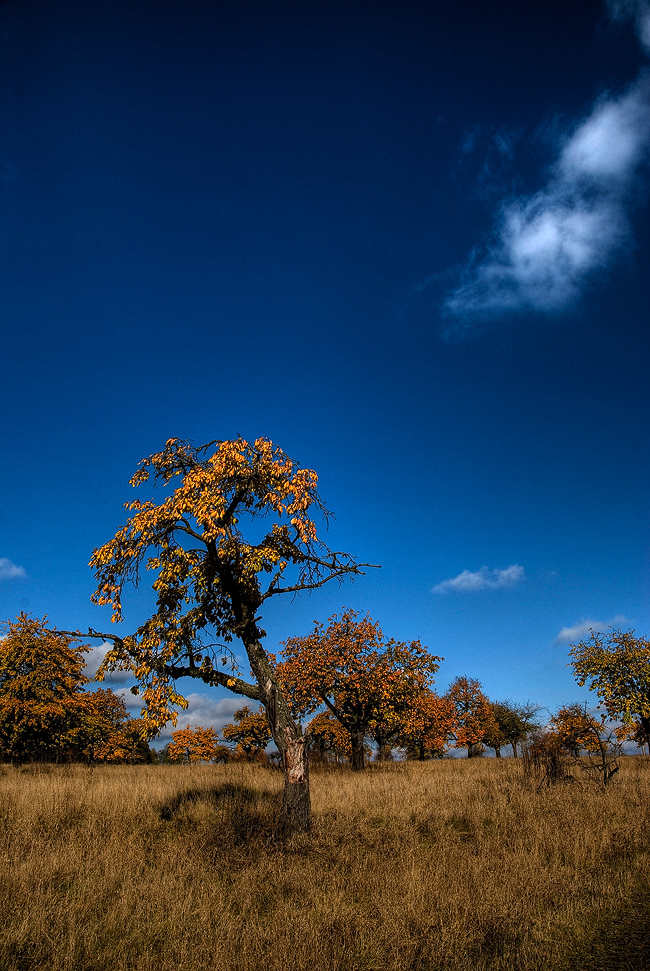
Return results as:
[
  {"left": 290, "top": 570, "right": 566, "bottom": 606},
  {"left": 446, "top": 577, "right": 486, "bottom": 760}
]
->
[
  {"left": 351, "top": 729, "right": 365, "bottom": 771},
  {"left": 640, "top": 715, "right": 650, "bottom": 754},
  {"left": 494, "top": 745, "right": 502, "bottom": 758},
  {"left": 244, "top": 630, "right": 312, "bottom": 836},
  {"left": 280, "top": 733, "right": 310, "bottom": 835}
]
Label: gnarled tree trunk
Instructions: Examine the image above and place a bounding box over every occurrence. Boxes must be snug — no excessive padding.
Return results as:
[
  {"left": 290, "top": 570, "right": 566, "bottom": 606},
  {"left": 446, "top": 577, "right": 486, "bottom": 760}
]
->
[
  {"left": 280, "top": 732, "right": 310, "bottom": 834},
  {"left": 248, "top": 636, "right": 311, "bottom": 835}
]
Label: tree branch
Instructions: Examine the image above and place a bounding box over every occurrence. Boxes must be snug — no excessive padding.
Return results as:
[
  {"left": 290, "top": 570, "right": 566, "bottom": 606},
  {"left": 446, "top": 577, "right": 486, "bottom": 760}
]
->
[
  {"left": 59, "top": 629, "right": 261, "bottom": 701},
  {"left": 262, "top": 561, "right": 378, "bottom": 600}
]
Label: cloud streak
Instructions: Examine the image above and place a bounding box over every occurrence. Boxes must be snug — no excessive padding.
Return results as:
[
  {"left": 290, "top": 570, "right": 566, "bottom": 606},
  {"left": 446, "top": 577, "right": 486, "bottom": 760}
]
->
[
  {"left": 0, "top": 558, "right": 26, "bottom": 580},
  {"left": 433, "top": 564, "right": 524, "bottom": 594},
  {"left": 443, "top": 74, "right": 650, "bottom": 326},
  {"left": 554, "top": 614, "right": 628, "bottom": 644}
]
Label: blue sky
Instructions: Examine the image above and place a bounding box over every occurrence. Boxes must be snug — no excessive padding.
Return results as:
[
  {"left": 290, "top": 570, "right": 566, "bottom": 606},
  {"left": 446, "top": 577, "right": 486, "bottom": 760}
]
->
[{"left": 1, "top": 0, "right": 649, "bottom": 739}]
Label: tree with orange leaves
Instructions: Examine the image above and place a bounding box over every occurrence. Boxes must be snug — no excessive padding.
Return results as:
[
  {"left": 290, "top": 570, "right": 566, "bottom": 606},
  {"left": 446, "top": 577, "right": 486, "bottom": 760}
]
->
[
  {"left": 277, "top": 609, "right": 442, "bottom": 770},
  {"left": 396, "top": 689, "right": 457, "bottom": 760},
  {"left": 70, "top": 437, "right": 371, "bottom": 834},
  {"left": 168, "top": 725, "right": 220, "bottom": 763},
  {"left": 221, "top": 705, "right": 271, "bottom": 762},
  {"left": 0, "top": 614, "right": 90, "bottom": 763},
  {"left": 445, "top": 676, "right": 499, "bottom": 757},
  {"left": 307, "top": 711, "right": 353, "bottom": 765}
]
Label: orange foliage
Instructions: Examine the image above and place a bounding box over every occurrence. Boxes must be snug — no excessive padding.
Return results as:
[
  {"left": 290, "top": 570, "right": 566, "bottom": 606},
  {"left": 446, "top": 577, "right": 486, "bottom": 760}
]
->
[
  {"left": 277, "top": 609, "right": 442, "bottom": 769},
  {"left": 307, "top": 711, "right": 353, "bottom": 763},
  {"left": 221, "top": 706, "right": 271, "bottom": 762},
  {"left": 445, "top": 676, "right": 499, "bottom": 757},
  {"left": 168, "top": 725, "right": 220, "bottom": 763},
  {"left": 397, "top": 690, "right": 457, "bottom": 759}
]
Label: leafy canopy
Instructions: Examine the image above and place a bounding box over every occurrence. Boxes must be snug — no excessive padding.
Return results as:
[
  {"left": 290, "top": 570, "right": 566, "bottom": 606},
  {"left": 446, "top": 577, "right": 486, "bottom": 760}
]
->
[
  {"left": 569, "top": 628, "right": 650, "bottom": 731},
  {"left": 277, "top": 609, "right": 441, "bottom": 735},
  {"left": 89, "top": 437, "right": 367, "bottom": 729},
  {"left": 0, "top": 614, "right": 90, "bottom": 762}
]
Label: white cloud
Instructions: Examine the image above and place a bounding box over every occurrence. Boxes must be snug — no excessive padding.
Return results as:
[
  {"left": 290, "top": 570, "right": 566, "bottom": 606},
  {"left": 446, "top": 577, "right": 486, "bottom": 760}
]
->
[
  {"left": 442, "top": 73, "right": 650, "bottom": 326},
  {"left": 83, "top": 641, "right": 135, "bottom": 684},
  {"left": 433, "top": 564, "right": 525, "bottom": 594},
  {"left": 157, "top": 693, "right": 245, "bottom": 742},
  {"left": 0, "top": 558, "right": 26, "bottom": 580},
  {"left": 554, "top": 614, "right": 629, "bottom": 644}
]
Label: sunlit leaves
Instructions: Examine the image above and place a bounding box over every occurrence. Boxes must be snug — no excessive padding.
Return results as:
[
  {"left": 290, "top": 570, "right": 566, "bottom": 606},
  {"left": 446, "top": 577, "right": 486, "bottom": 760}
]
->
[
  {"left": 87, "top": 437, "right": 367, "bottom": 732},
  {"left": 0, "top": 614, "right": 90, "bottom": 762},
  {"left": 221, "top": 706, "right": 271, "bottom": 762},
  {"left": 445, "top": 676, "right": 499, "bottom": 756},
  {"left": 569, "top": 628, "right": 650, "bottom": 750},
  {"left": 167, "top": 725, "right": 221, "bottom": 763}
]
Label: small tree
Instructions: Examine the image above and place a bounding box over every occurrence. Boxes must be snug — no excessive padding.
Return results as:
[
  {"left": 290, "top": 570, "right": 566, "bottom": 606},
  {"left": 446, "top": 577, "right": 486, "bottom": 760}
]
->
[
  {"left": 168, "top": 725, "right": 220, "bottom": 763},
  {"left": 486, "top": 700, "right": 539, "bottom": 758},
  {"left": 396, "top": 690, "right": 456, "bottom": 760},
  {"left": 221, "top": 706, "right": 272, "bottom": 762},
  {"left": 306, "top": 711, "right": 353, "bottom": 765},
  {"left": 569, "top": 628, "right": 650, "bottom": 752},
  {"left": 0, "top": 614, "right": 90, "bottom": 763},
  {"left": 445, "top": 676, "right": 499, "bottom": 758},
  {"left": 551, "top": 703, "right": 622, "bottom": 786},
  {"left": 74, "top": 436, "right": 372, "bottom": 835},
  {"left": 277, "top": 609, "right": 441, "bottom": 770}
]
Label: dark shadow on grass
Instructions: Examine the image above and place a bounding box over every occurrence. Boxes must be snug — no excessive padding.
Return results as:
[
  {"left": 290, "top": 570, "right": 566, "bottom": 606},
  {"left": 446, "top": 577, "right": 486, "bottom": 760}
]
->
[
  {"left": 565, "top": 882, "right": 650, "bottom": 971},
  {"left": 158, "top": 783, "right": 276, "bottom": 847}
]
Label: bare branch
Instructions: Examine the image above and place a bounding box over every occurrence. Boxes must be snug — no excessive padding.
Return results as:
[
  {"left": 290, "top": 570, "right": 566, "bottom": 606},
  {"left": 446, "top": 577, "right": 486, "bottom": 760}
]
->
[{"left": 262, "top": 561, "right": 378, "bottom": 600}]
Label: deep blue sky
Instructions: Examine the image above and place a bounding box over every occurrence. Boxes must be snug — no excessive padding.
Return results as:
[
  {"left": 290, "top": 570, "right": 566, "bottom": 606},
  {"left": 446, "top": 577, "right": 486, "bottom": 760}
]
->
[{"left": 1, "top": 0, "right": 649, "bottom": 735}]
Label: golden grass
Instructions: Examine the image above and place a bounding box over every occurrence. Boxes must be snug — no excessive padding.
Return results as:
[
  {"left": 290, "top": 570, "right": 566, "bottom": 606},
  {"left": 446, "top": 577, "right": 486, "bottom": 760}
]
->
[{"left": 0, "top": 758, "right": 648, "bottom": 971}]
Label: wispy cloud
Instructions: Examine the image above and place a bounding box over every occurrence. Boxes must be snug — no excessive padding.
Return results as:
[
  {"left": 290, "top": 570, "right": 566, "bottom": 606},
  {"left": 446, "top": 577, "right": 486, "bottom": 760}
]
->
[
  {"left": 442, "top": 0, "right": 650, "bottom": 331},
  {"left": 443, "top": 74, "right": 650, "bottom": 327},
  {"left": 433, "top": 564, "right": 524, "bottom": 594},
  {"left": 608, "top": 1, "right": 650, "bottom": 54},
  {"left": 0, "top": 558, "right": 26, "bottom": 581},
  {"left": 554, "top": 614, "right": 629, "bottom": 644}
]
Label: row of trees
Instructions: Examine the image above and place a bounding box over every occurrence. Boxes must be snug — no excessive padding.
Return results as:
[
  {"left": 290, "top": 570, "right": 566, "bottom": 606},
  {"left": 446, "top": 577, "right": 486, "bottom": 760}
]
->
[{"left": 5, "top": 435, "right": 649, "bottom": 835}]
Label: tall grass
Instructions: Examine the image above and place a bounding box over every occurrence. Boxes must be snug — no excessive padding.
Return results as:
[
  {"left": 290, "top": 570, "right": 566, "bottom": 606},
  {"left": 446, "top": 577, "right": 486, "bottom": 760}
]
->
[{"left": 1, "top": 758, "right": 648, "bottom": 970}]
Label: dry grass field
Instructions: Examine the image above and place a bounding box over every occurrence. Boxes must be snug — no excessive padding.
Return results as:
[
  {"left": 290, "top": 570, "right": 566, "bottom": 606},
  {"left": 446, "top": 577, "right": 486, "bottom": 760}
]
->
[{"left": 1, "top": 757, "right": 648, "bottom": 971}]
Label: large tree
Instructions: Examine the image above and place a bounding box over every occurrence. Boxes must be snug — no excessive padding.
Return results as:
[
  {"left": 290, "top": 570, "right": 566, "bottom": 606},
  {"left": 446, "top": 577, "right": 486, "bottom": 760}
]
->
[
  {"left": 277, "top": 609, "right": 441, "bottom": 770},
  {"left": 0, "top": 614, "right": 90, "bottom": 763},
  {"left": 569, "top": 628, "right": 650, "bottom": 753},
  {"left": 78, "top": 436, "right": 371, "bottom": 834}
]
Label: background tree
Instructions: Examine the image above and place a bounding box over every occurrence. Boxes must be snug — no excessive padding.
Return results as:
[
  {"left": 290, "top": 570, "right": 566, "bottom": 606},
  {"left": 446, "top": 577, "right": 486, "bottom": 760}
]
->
[
  {"left": 77, "top": 436, "right": 371, "bottom": 835},
  {"left": 168, "top": 725, "right": 220, "bottom": 763},
  {"left": 569, "top": 628, "right": 650, "bottom": 753},
  {"left": 221, "top": 705, "right": 272, "bottom": 762},
  {"left": 550, "top": 703, "right": 622, "bottom": 786},
  {"left": 0, "top": 614, "right": 90, "bottom": 763},
  {"left": 277, "top": 609, "right": 441, "bottom": 770},
  {"left": 306, "top": 711, "right": 353, "bottom": 765},
  {"left": 616, "top": 719, "right": 650, "bottom": 755},
  {"left": 445, "top": 676, "right": 499, "bottom": 758},
  {"left": 396, "top": 690, "right": 457, "bottom": 760},
  {"left": 485, "top": 700, "right": 540, "bottom": 758}
]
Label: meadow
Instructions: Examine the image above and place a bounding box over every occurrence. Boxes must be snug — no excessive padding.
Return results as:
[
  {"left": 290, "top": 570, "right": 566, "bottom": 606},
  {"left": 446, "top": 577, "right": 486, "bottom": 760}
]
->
[{"left": 1, "top": 758, "right": 648, "bottom": 971}]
